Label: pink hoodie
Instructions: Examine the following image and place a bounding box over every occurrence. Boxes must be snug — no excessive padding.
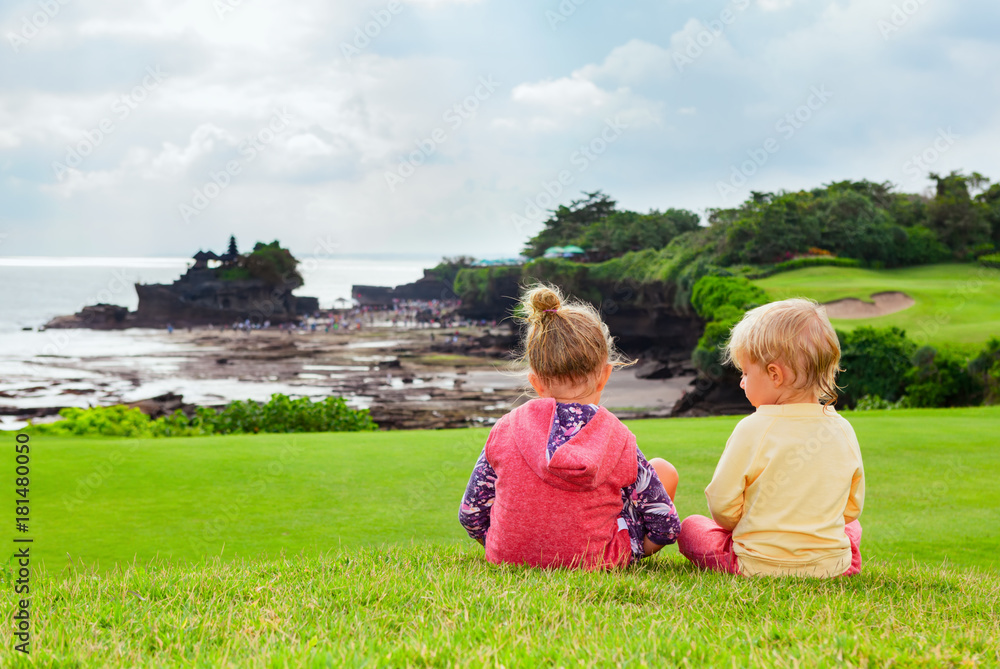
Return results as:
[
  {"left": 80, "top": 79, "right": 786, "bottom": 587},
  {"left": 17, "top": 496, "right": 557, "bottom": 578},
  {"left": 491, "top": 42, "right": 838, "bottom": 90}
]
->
[{"left": 483, "top": 398, "right": 638, "bottom": 570}]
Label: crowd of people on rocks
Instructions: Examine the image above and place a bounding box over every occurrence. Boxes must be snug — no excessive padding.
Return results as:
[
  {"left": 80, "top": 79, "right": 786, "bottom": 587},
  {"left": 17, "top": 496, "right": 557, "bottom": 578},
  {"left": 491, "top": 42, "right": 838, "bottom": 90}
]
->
[{"left": 167, "top": 298, "right": 499, "bottom": 335}]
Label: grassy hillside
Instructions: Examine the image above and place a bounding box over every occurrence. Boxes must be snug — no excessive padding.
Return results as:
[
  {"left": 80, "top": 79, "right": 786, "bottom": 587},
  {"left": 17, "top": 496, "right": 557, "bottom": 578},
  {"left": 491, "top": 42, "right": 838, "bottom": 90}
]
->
[
  {"left": 753, "top": 263, "right": 1000, "bottom": 349},
  {"left": 2, "top": 546, "right": 997, "bottom": 668},
  {"left": 20, "top": 407, "right": 1000, "bottom": 572}
]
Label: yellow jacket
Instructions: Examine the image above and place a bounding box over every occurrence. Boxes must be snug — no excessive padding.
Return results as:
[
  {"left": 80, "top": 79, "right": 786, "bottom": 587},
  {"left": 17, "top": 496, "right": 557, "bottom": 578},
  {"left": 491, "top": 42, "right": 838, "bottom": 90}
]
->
[{"left": 705, "top": 403, "right": 865, "bottom": 577}]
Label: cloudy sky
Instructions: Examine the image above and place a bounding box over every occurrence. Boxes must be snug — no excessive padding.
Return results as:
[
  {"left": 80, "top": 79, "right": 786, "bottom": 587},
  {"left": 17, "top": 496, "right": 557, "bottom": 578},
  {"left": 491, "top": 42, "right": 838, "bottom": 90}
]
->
[{"left": 2, "top": 0, "right": 998, "bottom": 260}]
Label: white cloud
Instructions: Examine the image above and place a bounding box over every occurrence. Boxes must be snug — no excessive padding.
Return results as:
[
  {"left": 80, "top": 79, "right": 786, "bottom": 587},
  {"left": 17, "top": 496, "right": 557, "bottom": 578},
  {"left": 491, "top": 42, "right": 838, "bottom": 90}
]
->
[
  {"left": 512, "top": 76, "right": 613, "bottom": 111},
  {"left": 506, "top": 39, "right": 675, "bottom": 132},
  {"left": 757, "top": 0, "right": 795, "bottom": 11},
  {"left": 576, "top": 39, "right": 674, "bottom": 86},
  {"left": 402, "top": 0, "right": 483, "bottom": 4},
  {"left": 2, "top": 0, "right": 1000, "bottom": 259}
]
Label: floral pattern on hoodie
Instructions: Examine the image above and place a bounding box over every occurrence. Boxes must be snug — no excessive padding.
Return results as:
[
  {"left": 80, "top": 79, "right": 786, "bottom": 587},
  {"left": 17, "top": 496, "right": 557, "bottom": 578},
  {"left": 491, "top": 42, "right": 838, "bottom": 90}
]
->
[{"left": 459, "top": 402, "right": 680, "bottom": 561}]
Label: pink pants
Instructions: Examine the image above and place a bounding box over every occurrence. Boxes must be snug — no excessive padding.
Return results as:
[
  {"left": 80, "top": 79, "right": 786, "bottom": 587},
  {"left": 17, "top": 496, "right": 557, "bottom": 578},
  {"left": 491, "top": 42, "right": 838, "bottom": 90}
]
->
[{"left": 678, "top": 515, "right": 863, "bottom": 577}]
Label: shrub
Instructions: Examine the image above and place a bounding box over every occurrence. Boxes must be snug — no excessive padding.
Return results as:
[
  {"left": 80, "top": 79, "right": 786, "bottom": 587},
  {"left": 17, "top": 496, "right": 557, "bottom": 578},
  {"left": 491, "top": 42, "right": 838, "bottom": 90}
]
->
[
  {"left": 27, "top": 405, "right": 129, "bottom": 437},
  {"left": 853, "top": 395, "right": 910, "bottom": 411},
  {"left": 969, "top": 338, "right": 1000, "bottom": 405},
  {"left": 218, "top": 266, "right": 253, "bottom": 281},
  {"left": 903, "top": 347, "right": 984, "bottom": 408},
  {"left": 838, "top": 327, "right": 916, "bottom": 407},
  {"left": 25, "top": 405, "right": 204, "bottom": 438},
  {"left": 692, "top": 317, "right": 741, "bottom": 380},
  {"left": 896, "top": 226, "right": 951, "bottom": 266},
  {"left": 742, "top": 256, "right": 862, "bottom": 280},
  {"left": 453, "top": 266, "right": 524, "bottom": 316},
  {"left": 690, "top": 275, "right": 768, "bottom": 379},
  {"left": 204, "top": 394, "right": 377, "bottom": 434},
  {"left": 978, "top": 252, "right": 1000, "bottom": 269},
  {"left": 672, "top": 259, "right": 727, "bottom": 314},
  {"left": 26, "top": 394, "right": 377, "bottom": 437},
  {"left": 690, "top": 275, "right": 767, "bottom": 322}
]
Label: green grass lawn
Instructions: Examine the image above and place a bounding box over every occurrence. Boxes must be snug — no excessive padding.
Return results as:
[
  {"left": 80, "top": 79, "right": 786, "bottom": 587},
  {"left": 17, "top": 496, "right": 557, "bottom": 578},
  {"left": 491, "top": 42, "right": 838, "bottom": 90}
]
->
[
  {"left": 753, "top": 263, "right": 1000, "bottom": 350},
  {"left": 2, "top": 546, "right": 996, "bottom": 667},
  {"left": 17, "top": 407, "right": 1000, "bottom": 572},
  {"left": 5, "top": 408, "right": 999, "bottom": 666}
]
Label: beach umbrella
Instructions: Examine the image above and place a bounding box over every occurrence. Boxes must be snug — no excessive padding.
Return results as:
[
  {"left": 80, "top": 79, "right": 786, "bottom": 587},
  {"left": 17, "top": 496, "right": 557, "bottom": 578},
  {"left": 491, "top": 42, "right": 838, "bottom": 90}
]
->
[
  {"left": 561, "top": 245, "right": 585, "bottom": 255},
  {"left": 543, "top": 246, "right": 565, "bottom": 258}
]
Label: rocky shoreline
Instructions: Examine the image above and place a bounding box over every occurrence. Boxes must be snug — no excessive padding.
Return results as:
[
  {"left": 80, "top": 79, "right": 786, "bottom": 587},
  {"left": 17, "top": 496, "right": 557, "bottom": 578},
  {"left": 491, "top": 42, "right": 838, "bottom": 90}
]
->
[{"left": 1, "top": 324, "right": 747, "bottom": 431}]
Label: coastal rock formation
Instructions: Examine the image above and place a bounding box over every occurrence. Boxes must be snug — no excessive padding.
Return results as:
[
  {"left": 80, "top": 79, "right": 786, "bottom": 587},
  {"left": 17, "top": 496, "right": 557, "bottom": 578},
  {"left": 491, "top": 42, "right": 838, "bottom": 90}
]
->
[
  {"left": 43, "top": 304, "right": 131, "bottom": 329},
  {"left": 353, "top": 270, "right": 455, "bottom": 307},
  {"left": 132, "top": 273, "right": 311, "bottom": 326},
  {"left": 44, "top": 238, "right": 320, "bottom": 329},
  {"left": 670, "top": 377, "right": 754, "bottom": 417}
]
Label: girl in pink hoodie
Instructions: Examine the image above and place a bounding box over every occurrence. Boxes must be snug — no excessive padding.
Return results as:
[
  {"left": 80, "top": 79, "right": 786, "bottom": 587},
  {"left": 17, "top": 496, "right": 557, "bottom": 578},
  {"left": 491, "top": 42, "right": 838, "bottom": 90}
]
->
[{"left": 458, "top": 284, "right": 681, "bottom": 569}]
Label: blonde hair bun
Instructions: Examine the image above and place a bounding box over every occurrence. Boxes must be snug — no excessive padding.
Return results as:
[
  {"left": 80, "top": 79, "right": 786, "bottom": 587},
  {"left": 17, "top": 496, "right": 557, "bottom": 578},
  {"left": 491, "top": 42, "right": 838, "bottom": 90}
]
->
[{"left": 524, "top": 284, "right": 562, "bottom": 324}]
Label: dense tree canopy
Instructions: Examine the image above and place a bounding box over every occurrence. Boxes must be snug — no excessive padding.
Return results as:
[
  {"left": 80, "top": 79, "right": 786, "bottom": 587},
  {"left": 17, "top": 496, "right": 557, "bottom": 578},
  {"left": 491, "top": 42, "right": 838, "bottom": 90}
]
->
[
  {"left": 522, "top": 173, "right": 994, "bottom": 269},
  {"left": 522, "top": 191, "right": 618, "bottom": 258},
  {"left": 241, "top": 241, "right": 303, "bottom": 288}
]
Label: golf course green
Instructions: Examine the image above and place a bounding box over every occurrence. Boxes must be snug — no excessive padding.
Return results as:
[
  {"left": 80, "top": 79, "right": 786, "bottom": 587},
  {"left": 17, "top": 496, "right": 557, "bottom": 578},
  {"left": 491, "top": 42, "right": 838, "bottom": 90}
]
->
[{"left": 754, "top": 263, "right": 1000, "bottom": 350}]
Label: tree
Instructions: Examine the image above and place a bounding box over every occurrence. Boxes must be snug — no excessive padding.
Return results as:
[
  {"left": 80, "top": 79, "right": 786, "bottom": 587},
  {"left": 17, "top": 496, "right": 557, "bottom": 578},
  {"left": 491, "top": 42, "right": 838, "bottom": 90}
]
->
[
  {"left": 975, "top": 183, "right": 1000, "bottom": 248},
  {"left": 885, "top": 192, "right": 932, "bottom": 229},
  {"left": 738, "top": 192, "right": 820, "bottom": 264},
  {"left": 838, "top": 327, "right": 916, "bottom": 406},
  {"left": 927, "top": 171, "right": 992, "bottom": 257},
  {"left": 244, "top": 241, "right": 303, "bottom": 288},
  {"left": 970, "top": 338, "right": 1000, "bottom": 405},
  {"left": 426, "top": 256, "right": 475, "bottom": 287},
  {"left": 522, "top": 191, "right": 616, "bottom": 258},
  {"left": 904, "top": 346, "right": 984, "bottom": 408},
  {"left": 576, "top": 208, "right": 700, "bottom": 260},
  {"left": 816, "top": 189, "right": 900, "bottom": 264},
  {"left": 708, "top": 180, "right": 954, "bottom": 268}
]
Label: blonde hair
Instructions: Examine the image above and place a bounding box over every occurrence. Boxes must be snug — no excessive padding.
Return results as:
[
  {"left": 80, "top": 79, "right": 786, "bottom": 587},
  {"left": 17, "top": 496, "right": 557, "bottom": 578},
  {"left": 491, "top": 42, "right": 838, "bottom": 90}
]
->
[
  {"left": 517, "top": 283, "right": 632, "bottom": 386},
  {"left": 723, "top": 298, "right": 842, "bottom": 404}
]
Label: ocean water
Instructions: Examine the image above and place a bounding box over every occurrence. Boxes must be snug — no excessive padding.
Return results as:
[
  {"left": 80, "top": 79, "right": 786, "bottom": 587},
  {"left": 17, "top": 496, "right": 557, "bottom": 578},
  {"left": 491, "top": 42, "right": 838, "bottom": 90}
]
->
[
  {"left": 0, "top": 255, "right": 438, "bottom": 332},
  {"left": 0, "top": 255, "right": 440, "bottom": 428}
]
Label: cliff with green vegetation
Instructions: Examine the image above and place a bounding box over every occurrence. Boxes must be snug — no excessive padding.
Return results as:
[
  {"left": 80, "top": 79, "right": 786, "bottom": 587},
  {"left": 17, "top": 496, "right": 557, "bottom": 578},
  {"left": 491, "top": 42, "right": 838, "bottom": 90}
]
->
[
  {"left": 444, "top": 172, "right": 1000, "bottom": 411},
  {"left": 453, "top": 172, "right": 999, "bottom": 316}
]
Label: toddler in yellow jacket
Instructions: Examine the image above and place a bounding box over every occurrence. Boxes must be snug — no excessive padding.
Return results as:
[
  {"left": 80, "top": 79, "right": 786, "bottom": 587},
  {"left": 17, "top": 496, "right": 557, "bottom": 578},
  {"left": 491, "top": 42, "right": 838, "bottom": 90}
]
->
[{"left": 679, "top": 298, "right": 864, "bottom": 577}]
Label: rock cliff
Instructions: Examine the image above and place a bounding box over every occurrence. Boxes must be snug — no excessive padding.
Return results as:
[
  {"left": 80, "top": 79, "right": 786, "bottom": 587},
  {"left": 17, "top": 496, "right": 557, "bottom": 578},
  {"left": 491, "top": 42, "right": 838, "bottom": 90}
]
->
[{"left": 44, "top": 240, "right": 319, "bottom": 329}]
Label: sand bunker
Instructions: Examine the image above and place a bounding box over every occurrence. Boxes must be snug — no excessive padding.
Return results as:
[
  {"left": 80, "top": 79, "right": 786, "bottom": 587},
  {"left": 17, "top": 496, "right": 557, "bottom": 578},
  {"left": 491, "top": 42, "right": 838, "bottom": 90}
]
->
[{"left": 822, "top": 291, "right": 915, "bottom": 319}]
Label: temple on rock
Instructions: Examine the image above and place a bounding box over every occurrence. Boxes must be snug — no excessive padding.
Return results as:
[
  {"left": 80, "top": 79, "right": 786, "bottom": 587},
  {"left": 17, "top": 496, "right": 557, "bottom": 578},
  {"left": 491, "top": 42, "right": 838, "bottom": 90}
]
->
[{"left": 44, "top": 236, "right": 320, "bottom": 329}]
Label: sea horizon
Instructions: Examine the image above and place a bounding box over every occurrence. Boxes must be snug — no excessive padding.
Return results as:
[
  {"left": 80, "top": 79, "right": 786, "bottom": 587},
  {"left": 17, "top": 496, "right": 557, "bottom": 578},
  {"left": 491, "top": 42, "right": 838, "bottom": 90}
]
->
[
  {"left": 0, "top": 254, "right": 441, "bottom": 332},
  {"left": 0, "top": 252, "right": 445, "bottom": 268}
]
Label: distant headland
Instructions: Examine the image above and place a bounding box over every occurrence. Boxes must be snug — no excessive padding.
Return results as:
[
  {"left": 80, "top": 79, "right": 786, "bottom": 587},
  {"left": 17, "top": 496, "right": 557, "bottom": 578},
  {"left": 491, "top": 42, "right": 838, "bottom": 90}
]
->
[{"left": 44, "top": 236, "right": 319, "bottom": 329}]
